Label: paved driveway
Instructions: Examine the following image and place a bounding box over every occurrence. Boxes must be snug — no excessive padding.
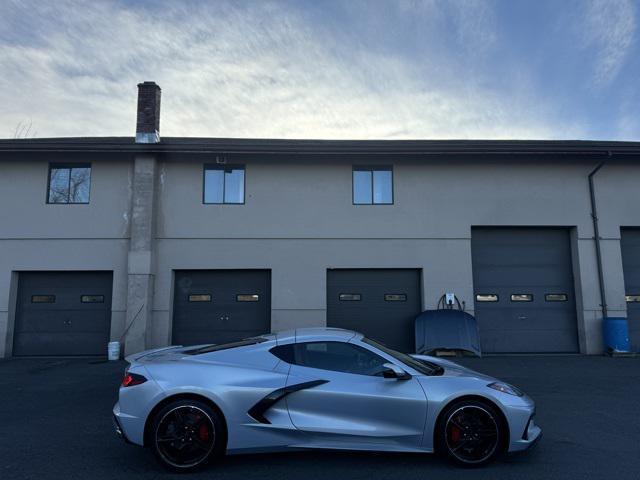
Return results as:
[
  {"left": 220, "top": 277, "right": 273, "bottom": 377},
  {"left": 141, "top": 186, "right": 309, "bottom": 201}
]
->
[{"left": 0, "top": 355, "right": 638, "bottom": 480}]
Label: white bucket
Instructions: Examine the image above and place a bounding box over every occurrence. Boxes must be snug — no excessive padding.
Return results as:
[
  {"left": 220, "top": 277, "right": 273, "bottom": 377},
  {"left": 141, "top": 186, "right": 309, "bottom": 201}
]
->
[{"left": 108, "top": 341, "right": 121, "bottom": 361}]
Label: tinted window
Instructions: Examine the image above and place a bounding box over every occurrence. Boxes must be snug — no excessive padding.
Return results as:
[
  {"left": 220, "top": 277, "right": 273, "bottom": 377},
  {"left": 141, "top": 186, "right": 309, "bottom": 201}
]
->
[
  {"left": 48, "top": 164, "right": 91, "bottom": 204},
  {"left": 204, "top": 165, "right": 245, "bottom": 204},
  {"left": 270, "top": 344, "right": 295, "bottom": 363},
  {"left": 362, "top": 337, "right": 443, "bottom": 376},
  {"left": 292, "top": 341, "right": 387, "bottom": 376}
]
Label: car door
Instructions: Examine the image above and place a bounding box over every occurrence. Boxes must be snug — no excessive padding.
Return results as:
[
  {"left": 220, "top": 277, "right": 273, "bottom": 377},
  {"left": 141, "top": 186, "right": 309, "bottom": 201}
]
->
[{"left": 283, "top": 341, "right": 428, "bottom": 448}]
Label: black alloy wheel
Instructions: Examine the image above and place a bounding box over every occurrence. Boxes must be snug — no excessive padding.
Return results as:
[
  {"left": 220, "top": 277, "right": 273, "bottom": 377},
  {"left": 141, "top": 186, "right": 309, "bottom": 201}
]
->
[
  {"left": 439, "top": 400, "right": 504, "bottom": 466},
  {"left": 152, "top": 400, "right": 223, "bottom": 471}
]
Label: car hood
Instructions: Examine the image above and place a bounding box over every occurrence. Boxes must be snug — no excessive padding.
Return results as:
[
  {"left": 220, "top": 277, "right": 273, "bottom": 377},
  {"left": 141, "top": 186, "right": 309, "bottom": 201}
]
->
[{"left": 411, "top": 354, "right": 497, "bottom": 382}]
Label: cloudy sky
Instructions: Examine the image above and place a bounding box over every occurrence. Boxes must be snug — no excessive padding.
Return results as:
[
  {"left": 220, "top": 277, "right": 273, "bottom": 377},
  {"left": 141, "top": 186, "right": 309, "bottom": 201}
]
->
[{"left": 0, "top": 0, "right": 638, "bottom": 140}]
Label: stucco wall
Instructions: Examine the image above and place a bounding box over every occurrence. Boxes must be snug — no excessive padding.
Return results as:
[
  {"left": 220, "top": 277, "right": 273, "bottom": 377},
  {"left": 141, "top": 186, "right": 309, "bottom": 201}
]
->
[
  {"left": 1, "top": 154, "right": 639, "bottom": 356},
  {"left": 0, "top": 159, "right": 132, "bottom": 357}
]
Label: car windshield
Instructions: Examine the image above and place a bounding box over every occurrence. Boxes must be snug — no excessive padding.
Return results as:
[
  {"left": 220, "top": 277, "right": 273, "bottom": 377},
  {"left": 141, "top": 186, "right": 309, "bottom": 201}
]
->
[
  {"left": 184, "top": 337, "right": 268, "bottom": 355},
  {"left": 362, "top": 338, "right": 444, "bottom": 376}
]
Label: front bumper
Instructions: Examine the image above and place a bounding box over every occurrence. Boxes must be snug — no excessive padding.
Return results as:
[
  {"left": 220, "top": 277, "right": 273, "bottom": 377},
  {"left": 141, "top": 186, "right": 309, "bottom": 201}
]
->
[{"left": 509, "top": 414, "right": 542, "bottom": 452}]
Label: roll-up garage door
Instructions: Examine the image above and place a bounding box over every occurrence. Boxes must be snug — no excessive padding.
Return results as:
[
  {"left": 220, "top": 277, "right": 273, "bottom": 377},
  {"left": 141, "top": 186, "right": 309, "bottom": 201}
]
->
[
  {"left": 621, "top": 229, "right": 640, "bottom": 350},
  {"left": 172, "top": 270, "right": 271, "bottom": 346},
  {"left": 327, "top": 269, "right": 422, "bottom": 353},
  {"left": 13, "top": 271, "right": 113, "bottom": 356},
  {"left": 471, "top": 228, "right": 579, "bottom": 353}
]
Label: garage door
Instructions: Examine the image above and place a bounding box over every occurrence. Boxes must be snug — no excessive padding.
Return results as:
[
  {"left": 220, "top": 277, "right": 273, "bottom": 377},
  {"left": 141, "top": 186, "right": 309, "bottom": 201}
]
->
[
  {"left": 172, "top": 270, "right": 271, "bottom": 346},
  {"left": 471, "top": 228, "right": 579, "bottom": 353},
  {"left": 13, "top": 271, "right": 113, "bottom": 356},
  {"left": 621, "top": 229, "right": 640, "bottom": 350},
  {"left": 327, "top": 269, "right": 422, "bottom": 353}
]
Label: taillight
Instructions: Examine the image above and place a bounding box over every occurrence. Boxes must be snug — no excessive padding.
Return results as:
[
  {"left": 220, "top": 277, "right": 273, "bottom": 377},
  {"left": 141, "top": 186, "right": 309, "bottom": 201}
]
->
[{"left": 121, "top": 372, "right": 147, "bottom": 387}]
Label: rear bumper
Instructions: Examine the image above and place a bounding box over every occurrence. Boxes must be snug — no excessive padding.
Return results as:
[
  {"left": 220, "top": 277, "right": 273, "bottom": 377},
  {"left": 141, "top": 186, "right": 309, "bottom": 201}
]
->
[
  {"left": 112, "top": 413, "right": 133, "bottom": 445},
  {"left": 113, "top": 401, "right": 145, "bottom": 446}
]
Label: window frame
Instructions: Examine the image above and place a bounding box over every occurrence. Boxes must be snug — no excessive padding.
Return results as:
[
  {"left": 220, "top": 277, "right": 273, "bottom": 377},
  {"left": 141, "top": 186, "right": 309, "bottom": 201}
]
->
[
  {"left": 339, "top": 293, "right": 362, "bottom": 301},
  {"left": 545, "top": 293, "right": 568, "bottom": 302},
  {"left": 384, "top": 293, "right": 407, "bottom": 302},
  {"left": 352, "top": 166, "right": 394, "bottom": 205},
  {"left": 31, "top": 295, "right": 56, "bottom": 303},
  {"left": 476, "top": 293, "right": 499, "bottom": 303},
  {"left": 511, "top": 293, "right": 534, "bottom": 302},
  {"left": 236, "top": 294, "right": 260, "bottom": 302},
  {"left": 202, "top": 164, "right": 246, "bottom": 205},
  {"left": 188, "top": 294, "right": 212, "bottom": 302},
  {"left": 46, "top": 163, "right": 92, "bottom": 205},
  {"left": 80, "top": 294, "right": 105, "bottom": 304}
]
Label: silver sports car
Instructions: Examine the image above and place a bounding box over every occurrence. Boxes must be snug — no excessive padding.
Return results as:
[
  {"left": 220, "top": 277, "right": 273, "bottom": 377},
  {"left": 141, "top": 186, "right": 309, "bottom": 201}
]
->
[{"left": 113, "top": 328, "right": 541, "bottom": 471}]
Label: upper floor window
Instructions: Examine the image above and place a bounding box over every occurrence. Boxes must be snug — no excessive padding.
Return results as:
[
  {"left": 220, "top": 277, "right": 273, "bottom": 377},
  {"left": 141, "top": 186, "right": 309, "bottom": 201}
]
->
[
  {"left": 47, "top": 164, "right": 91, "bottom": 204},
  {"left": 353, "top": 166, "right": 393, "bottom": 204},
  {"left": 204, "top": 165, "right": 245, "bottom": 204}
]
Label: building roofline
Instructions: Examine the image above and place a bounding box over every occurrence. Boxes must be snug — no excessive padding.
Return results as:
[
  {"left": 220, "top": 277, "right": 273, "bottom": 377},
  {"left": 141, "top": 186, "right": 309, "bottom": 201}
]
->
[{"left": 1, "top": 136, "right": 640, "bottom": 155}]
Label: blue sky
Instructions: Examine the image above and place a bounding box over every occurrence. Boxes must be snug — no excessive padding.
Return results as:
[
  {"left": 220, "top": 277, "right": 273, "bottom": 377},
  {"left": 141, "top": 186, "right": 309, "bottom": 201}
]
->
[{"left": 0, "top": 0, "right": 638, "bottom": 140}]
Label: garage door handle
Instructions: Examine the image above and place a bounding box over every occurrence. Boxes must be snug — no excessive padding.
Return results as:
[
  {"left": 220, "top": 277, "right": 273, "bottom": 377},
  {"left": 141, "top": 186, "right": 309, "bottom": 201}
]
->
[
  {"left": 64, "top": 319, "right": 72, "bottom": 326},
  {"left": 517, "top": 315, "right": 527, "bottom": 320}
]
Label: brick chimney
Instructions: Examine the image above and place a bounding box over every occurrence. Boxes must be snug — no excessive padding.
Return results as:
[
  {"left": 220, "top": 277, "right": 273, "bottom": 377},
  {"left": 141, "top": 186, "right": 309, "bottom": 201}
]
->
[{"left": 135, "top": 81, "right": 161, "bottom": 143}]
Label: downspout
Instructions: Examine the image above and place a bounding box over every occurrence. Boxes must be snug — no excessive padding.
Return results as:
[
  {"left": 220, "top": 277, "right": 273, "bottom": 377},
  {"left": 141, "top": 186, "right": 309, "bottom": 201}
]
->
[{"left": 588, "top": 156, "right": 609, "bottom": 319}]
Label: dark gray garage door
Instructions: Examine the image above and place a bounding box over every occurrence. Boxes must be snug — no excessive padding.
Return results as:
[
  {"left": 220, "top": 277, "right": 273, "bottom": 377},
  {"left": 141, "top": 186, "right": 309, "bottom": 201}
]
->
[
  {"left": 13, "top": 271, "right": 113, "bottom": 356},
  {"left": 471, "top": 228, "right": 579, "bottom": 353},
  {"left": 172, "top": 270, "right": 271, "bottom": 346},
  {"left": 621, "top": 229, "right": 640, "bottom": 350},
  {"left": 327, "top": 269, "right": 422, "bottom": 353}
]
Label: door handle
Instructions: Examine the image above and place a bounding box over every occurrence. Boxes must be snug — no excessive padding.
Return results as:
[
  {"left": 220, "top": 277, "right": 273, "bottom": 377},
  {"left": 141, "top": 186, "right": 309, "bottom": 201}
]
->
[{"left": 64, "top": 319, "right": 72, "bottom": 326}]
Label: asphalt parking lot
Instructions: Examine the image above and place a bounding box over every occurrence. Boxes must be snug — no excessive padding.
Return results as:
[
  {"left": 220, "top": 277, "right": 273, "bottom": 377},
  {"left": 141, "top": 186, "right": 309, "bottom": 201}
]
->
[{"left": 0, "top": 355, "right": 638, "bottom": 480}]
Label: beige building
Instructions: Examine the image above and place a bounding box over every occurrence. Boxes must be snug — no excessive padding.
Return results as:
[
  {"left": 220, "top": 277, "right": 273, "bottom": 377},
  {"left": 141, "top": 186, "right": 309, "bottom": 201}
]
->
[{"left": 1, "top": 82, "right": 639, "bottom": 358}]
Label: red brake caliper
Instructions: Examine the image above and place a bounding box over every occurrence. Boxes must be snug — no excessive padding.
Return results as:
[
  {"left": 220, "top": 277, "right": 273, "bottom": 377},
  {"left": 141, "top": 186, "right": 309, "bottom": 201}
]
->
[
  {"left": 198, "top": 423, "right": 210, "bottom": 441},
  {"left": 450, "top": 415, "right": 462, "bottom": 442},
  {"left": 451, "top": 425, "right": 461, "bottom": 442}
]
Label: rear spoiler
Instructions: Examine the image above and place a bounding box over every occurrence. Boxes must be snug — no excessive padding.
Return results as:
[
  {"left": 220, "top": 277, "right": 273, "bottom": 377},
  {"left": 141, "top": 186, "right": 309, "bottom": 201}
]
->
[{"left": 124, "top": 345, "right": 183, "bottom": 364}]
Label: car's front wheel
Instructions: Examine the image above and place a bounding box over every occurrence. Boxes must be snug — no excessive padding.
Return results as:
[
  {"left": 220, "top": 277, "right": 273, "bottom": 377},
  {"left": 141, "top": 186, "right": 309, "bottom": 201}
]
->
[
  {"left": 436, "top": 399, "right": 505, "bottom": 467},
  {"left": 151, "top": 399, "right": 224, "bottom": 472}
]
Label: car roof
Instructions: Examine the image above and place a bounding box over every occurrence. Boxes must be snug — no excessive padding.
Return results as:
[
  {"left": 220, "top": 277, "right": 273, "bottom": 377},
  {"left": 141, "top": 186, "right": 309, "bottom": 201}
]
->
[{"left": 275, "top": 327, "right": 361, "bottom": 344}]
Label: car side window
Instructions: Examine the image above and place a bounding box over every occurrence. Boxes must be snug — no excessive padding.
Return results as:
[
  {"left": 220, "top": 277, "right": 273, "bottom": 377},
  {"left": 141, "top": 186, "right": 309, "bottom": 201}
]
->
[{"left": 293, "top": 341, "right": 387, "bottom": 376}]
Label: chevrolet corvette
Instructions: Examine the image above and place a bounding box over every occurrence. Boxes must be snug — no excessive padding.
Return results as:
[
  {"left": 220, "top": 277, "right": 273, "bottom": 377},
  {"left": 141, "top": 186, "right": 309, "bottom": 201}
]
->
[{"left": 113, "top": 327, "right": 540, "bottom": 471}]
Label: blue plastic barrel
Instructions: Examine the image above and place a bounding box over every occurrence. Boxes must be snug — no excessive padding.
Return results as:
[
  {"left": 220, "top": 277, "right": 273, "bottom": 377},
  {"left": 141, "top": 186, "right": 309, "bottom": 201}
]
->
[{"left": 602, "top": 317, "right": 630, "bottom": 352}]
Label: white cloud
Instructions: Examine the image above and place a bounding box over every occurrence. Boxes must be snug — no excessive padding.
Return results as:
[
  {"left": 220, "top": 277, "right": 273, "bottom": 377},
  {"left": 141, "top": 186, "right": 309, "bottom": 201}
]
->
[
  {"left": 0, "top": 0, "right": 581, "bottom": 139},
  {"left": 582, "top": 0, "right": 636, "bottom": 86}
]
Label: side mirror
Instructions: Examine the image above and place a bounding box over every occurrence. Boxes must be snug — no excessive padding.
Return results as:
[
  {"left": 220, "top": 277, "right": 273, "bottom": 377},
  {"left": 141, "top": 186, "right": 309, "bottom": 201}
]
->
[{"left": 382, "top": 362, "right": 411, "bottom": 380}]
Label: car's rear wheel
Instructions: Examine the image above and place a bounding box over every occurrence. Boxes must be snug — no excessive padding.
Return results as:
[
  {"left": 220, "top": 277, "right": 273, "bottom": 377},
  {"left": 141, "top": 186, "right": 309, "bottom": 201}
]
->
[
  {"left": 151, "top": 399, "right": 224, "bottom": 472},
  {"left": 436, "top": 399, "right": 505, "bottom": 467}
]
